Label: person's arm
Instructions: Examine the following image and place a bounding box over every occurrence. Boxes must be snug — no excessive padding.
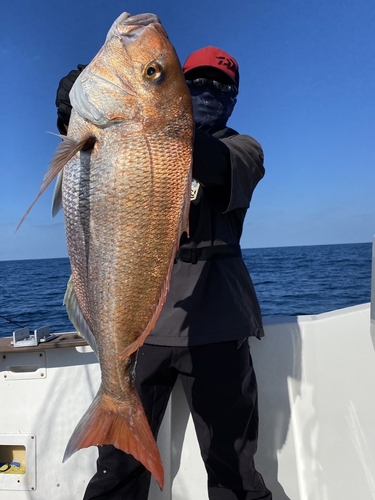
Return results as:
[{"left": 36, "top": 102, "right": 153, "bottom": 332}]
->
[
  {"left": 221, "top": 133, "right": 265, "bottom": 212},
  {"left": 192, "top": 129, "right": 265, "bottom": 211}
]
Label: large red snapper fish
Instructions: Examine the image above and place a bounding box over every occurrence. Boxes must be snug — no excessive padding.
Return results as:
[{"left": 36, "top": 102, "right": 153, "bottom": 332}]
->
[{"left": 17, "top": 12, "right": 194, "bottom": 489}]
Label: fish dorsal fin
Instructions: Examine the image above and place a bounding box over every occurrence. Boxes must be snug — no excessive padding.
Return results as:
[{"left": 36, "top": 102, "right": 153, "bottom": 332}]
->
[
  {"left": 64, "top": 276, "right": 98, "bottom": 357},
  {"left": 16, "top": 135, "right": 95, "bottom": 231}
]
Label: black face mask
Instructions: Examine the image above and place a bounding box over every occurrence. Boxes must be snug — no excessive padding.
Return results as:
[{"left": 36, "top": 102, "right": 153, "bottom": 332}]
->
[{"left": 189, "top": 86, "right": 237, "bottom": 133}]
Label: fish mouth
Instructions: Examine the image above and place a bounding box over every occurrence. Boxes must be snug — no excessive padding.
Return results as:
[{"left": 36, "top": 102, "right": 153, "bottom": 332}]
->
[{"left": 106, "top": 12, "right": 162, "bottom": 45}]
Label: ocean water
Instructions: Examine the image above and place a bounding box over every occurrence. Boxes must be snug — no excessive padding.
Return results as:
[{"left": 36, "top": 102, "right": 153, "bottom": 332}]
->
[
  {"left": 0, "top": 242, "right": 372, "bottom": 338},
  {"left": 242, "top": 242, "right": 372, "bottom": 316}
]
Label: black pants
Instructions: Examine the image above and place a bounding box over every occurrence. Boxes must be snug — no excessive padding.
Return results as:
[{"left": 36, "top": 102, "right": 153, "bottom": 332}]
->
[{"left": 83, "top": 341, "right": 272, "bottom": 500}]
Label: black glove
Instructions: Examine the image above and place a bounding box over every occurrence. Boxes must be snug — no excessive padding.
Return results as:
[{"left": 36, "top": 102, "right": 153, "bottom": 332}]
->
[{"left": 56, "top": 64, "right": 87, "bottom": 134}]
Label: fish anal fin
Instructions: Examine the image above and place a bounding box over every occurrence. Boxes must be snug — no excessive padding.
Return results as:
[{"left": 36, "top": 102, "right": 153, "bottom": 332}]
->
[
  {"left": 63, "top": 389, "right": 164, "bottom": 489},
  {"left": 16, "top": 134, "right": 96, "bottom": 232}
]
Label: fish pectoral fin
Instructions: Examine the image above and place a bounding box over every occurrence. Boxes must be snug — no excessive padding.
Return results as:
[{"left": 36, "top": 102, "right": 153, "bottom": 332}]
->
[
  {"left": 64, "top": 276, "right": 98, "bottom": 356},
  {"left": 16, "top": 134, "right": 96, "bottom": 231},
  {"left": 63, "top": 389, "right": 164, "bottom": 490}
]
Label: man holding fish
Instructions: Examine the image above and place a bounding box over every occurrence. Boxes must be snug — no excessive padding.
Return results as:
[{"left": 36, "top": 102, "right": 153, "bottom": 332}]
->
[{"left": 54, "top": 13, "right": 272, "bottom": 500}]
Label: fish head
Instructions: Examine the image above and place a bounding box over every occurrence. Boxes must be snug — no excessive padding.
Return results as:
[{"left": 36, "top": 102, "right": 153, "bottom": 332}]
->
[{"left": 70, "top": 13, "right": 192, "bottom": 130}]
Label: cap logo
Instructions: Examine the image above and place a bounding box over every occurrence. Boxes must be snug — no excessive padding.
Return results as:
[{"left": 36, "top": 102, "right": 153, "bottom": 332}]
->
[{"left": 215, "top": 56, "right": 237, "bottom": 71}]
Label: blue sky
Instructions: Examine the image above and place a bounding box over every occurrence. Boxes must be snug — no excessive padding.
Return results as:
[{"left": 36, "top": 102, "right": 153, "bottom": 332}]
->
[{"left": 1, "top": 0, "right": 374, "bottom": 260}]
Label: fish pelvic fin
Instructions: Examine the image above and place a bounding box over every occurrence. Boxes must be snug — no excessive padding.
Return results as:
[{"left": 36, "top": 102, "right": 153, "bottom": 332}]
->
[
  {"left": 16, "top": 134, "right": 96, "bottom": 231},
  {"left": 64, "top": 276, "right": 98, "bottom": 356},
  {"left": 63, "top": 389, "right": 164, "bottom": 490},
  {"left": 51, "top": 170, "right": 63, "bottom": 217}
]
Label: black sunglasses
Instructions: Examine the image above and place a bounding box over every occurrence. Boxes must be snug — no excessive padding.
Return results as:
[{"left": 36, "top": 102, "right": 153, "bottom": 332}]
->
[{"left": 185, "top": 77, "right": 238, "bottom": 94}]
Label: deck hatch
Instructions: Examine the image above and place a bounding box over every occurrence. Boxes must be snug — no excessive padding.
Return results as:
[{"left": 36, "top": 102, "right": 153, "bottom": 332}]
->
[{"left": 0, "top": 434, "right": 36, "bottom": 491}]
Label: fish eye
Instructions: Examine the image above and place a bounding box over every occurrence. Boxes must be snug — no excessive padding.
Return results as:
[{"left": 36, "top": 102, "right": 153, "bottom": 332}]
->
[{"left": 144, "top": 61, "right": 163, "bottom": 81}]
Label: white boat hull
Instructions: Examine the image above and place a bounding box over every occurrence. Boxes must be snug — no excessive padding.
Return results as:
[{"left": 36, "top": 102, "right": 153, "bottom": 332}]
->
[{"left": 1, "top": 302, "right": 375, "bottom": 499}]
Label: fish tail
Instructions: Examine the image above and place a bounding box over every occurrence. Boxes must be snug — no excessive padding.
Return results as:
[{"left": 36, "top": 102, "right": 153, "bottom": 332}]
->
[{"left": 63, "top": 389, "right": 164, "bottom": 489}]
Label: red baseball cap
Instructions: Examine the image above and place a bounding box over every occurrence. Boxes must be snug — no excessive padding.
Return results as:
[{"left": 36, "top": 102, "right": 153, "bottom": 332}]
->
[{"left": 183, "top": 46, "right": 239, "bottom": 87}]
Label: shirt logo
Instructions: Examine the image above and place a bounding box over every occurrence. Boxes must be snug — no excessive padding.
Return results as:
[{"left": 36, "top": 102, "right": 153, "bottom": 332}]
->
[{"left": 191, "top": 179, "right": 200, "bottom": 201}]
